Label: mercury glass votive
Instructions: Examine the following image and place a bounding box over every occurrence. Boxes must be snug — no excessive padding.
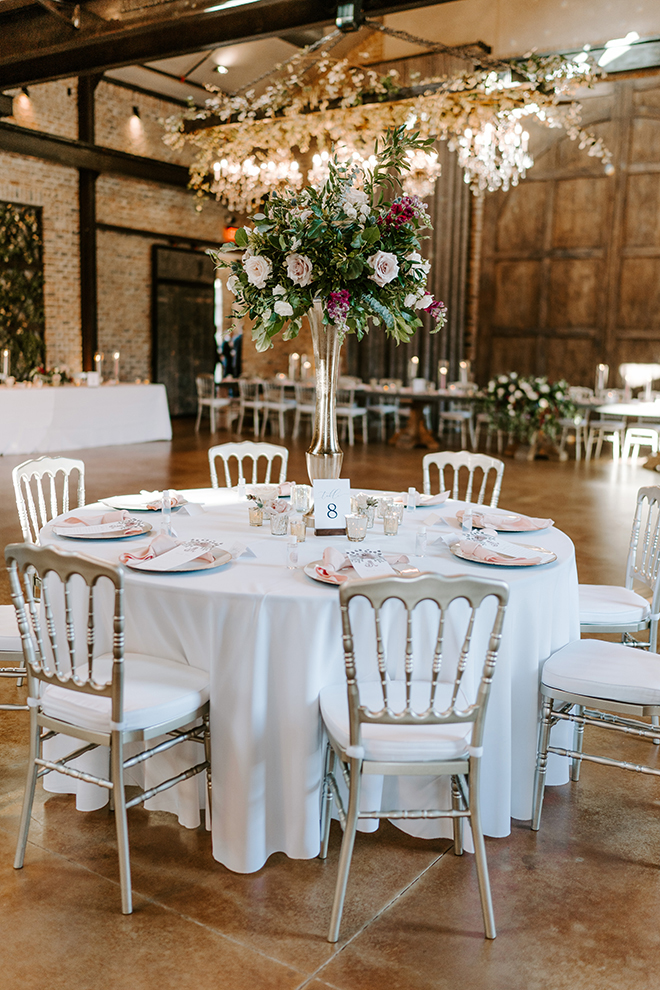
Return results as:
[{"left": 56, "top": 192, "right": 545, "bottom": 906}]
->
[
  {"left": 346, "top": 513, "right": 368, "bottom": 542},
  {"left": 383, "top": 510, "right": 399, "bottom": 536},
  {"left": 289, "top": 516, "right": 306, "bottom": 542},
  {"left": 248, "top": 505, "right": 263, "bottom": 527},
  {"left": 270, "top": 512, "right": 289, "bottom": 535}
]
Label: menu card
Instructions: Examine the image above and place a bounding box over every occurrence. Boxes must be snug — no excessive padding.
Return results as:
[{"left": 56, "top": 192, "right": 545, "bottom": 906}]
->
[{"left": 345, "top": 549, "right": 396, "bottom": 578}]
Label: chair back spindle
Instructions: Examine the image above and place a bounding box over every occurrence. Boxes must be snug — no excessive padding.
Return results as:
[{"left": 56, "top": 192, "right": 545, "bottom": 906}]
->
[{"left": 13, "top": 456, "right": 85, "bottom": 544}]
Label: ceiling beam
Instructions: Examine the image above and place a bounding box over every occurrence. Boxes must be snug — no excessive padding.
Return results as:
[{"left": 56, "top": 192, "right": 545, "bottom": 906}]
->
[
  {"left": 0, "top": 119, "right": 190, "bottom": 186},
  {"left": 0, "top": 0, "right": 445, "bottom": 89}
]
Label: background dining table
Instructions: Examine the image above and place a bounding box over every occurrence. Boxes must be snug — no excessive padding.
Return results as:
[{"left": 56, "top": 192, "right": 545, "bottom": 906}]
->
[{"left": 40, "top": 487, "right": 579, "bottom": 873}]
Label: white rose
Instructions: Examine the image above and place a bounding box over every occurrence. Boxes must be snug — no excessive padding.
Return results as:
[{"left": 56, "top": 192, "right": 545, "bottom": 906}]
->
[
  {"left": 344, "top": 186, "right": 369, "bottom": 207},
  {"left": 407, "top": 251, "right": 431, "bottom": 275},
  {"left": 243, "top": 254, "right": 272, "bottom": 288},
  {"left": 539, "top": 397, "right": 549, "bottom": 409},
  {"left": 414, "top": 293, "right": 433, "bottom": 310},
  {"left": 343, "top": 204, "right": 358, "bottom": 220},
  {"left": 540, "top": 383, "right": 550, "bottom": 393},
  {"left": 404, "top": 293, "right": 417, "bottom": 307},
  {"left": 273, "top": 284, "right": 286, "bottom": 296},
  {"left": 368, "top": 251, "right": 399, "bottom": 287},
  {"left": 286, "top": 253, "right": 314, "bottom": 287},
  {"left": 226, "top": 274, "right": 240, "bottom": 295},
  {"left": 274, "top": 300, "right": 293, "bottom": 317}
]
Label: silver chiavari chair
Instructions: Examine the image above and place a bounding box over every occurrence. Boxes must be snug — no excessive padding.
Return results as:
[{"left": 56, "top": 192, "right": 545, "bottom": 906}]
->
[
  {"left": 6, "top": 542, "right": 211, "bottom": 914},
  {"left": 12, "top": 455, "right": 86, "bottom": 544},
  {"left": 208, "top": 440, "right": 288, "bottom": 487},
  {"left": 422, "top": 451, "right": 504, "bottom": 506},
  {"left": 319, "top": 572, "right": 509, "bottom": 942}
]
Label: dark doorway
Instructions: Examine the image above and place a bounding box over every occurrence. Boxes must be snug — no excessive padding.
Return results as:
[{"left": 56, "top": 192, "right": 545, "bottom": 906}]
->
[{"left": 152, "top": 246, "right": 216, "bottom": 416}]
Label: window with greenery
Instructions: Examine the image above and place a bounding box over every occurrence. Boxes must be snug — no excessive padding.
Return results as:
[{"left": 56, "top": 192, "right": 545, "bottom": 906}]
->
[{"left": 0, "top": 201, "right": 45, "bottom": 379}]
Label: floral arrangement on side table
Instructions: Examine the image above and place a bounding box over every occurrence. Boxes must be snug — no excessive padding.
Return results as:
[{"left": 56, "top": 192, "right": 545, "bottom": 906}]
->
[
  {"left": 212, "top": 126, "right": 447, "bottom": 351},
  {"left": 483, "top": 372, "right": 577, "bottom": 445}
]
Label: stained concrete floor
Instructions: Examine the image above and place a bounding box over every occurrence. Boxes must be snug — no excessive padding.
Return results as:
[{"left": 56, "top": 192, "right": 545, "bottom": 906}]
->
[{"left": 1, "top": 420, "right": 659, "bottom": 989}]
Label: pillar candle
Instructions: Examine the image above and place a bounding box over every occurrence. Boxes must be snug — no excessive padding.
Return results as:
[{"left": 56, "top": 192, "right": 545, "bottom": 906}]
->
[
  {"left": 288, "top": 352, "right": 300, "bottom": 381},
  {"left": 459, "top": 360, "right": 470, "bottom": 386},
  {"left": 94, "top": 352, "right": 103, "bottom": 382},
  {"left": 1, "top": 349, "right": 9, "bottom": 379},
  {"left": 113, "top": 351, "right": 120, "bottom": 382},
  {"left": 438, "top": 362, "right": 448, "bottom": 390}
]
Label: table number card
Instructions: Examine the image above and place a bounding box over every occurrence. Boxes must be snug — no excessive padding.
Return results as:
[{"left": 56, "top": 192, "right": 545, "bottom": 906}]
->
[{"left": 313, "top": 479, "right": 351, "bottom": 536}]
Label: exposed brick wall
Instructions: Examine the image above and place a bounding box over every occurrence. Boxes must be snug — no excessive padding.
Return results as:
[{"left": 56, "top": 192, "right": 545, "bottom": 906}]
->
[
  {"left": 95, "top": 81, "right": 195, "bottom": 167},
  {"left": 5, "top": 80, "right": 78, "bottom": 140},
  {"left": 0, "top": 151, "right": 80, "bottom": 370}
]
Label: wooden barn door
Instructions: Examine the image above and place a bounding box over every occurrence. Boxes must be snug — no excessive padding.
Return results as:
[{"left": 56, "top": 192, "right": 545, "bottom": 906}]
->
[
  {"left": 476, "top": 77, "right": 660, "bottom": 386},
  {"left": 152, "top": 246, "right": 216, "bottom": 415}
]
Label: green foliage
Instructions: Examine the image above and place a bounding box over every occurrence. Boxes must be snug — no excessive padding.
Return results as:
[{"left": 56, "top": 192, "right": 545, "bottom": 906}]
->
[{"left": 0, "top": 202, "right": 45, "bottom": 380}]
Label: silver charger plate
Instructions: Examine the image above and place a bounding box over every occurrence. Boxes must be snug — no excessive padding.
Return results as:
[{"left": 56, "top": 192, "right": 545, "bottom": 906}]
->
[
  {"left": 55, "top": 521, "right": 153, "bottom": 540},
  {"left": 450, "top": 542, "right": 557, "bottom": 566},
  {"left": 125, "top": 548, "right": 232, "bottom": 573}
]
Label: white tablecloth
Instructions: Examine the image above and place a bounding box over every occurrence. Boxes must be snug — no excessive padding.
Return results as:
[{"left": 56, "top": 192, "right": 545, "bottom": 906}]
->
[
  {"left": 595, "top": 401, "right": 660, "bottom": 419},
  {"left": 41, "top": 489, "right": 579, "bottom": 873},
  {"left": 0, "top": 383, "right": 171, "bottom": 455}
]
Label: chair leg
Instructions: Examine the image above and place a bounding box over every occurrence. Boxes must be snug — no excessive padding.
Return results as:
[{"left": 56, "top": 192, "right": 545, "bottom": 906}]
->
[
  {"left": 571, "top": 704, "right": 585, "bottom": 781},
  {"left": 575, "top": 426, "right": 582, "bottom": 461},
  {"left": 237, "top": 407, "right": 245, "bottom": 435},
  {"left": 319, "top": 742, "right": 335, "bottom": 860},
  {"left": 210, "top": 404, "right": 216, "bottom": 434},
  {"left": 612, "top": 431, "right": 620, "bottom": 461},
  {"left": 203, "top": 711, "right": 213, "bottom": 830},
  {"left": 293, "top": 409, "right": 301, "bottom": 440},
  {"left": 595, "top": 430, "right": 604, "bottom": 459},
  {"left": 348, "top": 417, "right": 354, "bottom": 447},
  {"left": 531, "top": 696, "right": 554, "bottom": 831},
  {"left": 468, "top": 759, "right": 496, "bottom": 939},
  {"left": 110, "top": 734, "right": 133, "bottom": 915},
  {"left": 451, "top": 775, "right": 464, "bottom": 855},
  {"left": 362, "top": 414, "right": 368, "bottom": 444},
  {"left": 327, "top": 757, "right": 362, "bottom": 943},
  {"left": 14, "top": 709, "right": 41, "bottom": 869},
  {"left": 195, "top": 404, "right": 203, "bottom": 433}
]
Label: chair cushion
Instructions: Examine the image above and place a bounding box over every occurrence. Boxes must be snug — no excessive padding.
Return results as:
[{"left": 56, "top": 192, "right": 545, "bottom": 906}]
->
[
  {"left": 41, "top": 653, "right": 209, "bottom": 733},
  {"left": 542, "top": 639, "right": 660, "bottom": 706},
  {"left": 579, "top": 584, "right": 650, "bottom": 625},
  {"left": 319, "top": 680, "right": 472, "bottom": 763},
  {"left": 0, "top": 605, "right": 21, "bottom": 652}
]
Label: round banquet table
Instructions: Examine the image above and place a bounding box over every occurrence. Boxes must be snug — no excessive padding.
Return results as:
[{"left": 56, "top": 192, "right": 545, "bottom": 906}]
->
[{"left": 41, "top": 488, "right": 579, "bottom": 873}]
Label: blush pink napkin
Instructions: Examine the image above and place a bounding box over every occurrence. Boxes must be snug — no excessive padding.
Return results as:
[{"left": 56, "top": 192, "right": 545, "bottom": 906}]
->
[
  {"left": 278, "top": 482, "right": 294, "bottom": 497},
  {"left": 315, "top": 547, "right": 411, "bottom": 584},
  {"left": 119, "top": 534, "right": 214, "bottom": 564},
  {"left": 456, "top": 509, "right": 554, "bottom": 532},
  {"left": 393, "top": 491, "right": 450, "bottom": 506},
  {"left": 145, "top": 491, "right": 187, "bottom": 510},
  {"left": 457, "top": 538, "right": 542, "bottom": 566},
  {"left": 58, "top": 510, "right": 142, "bottom": 534}
]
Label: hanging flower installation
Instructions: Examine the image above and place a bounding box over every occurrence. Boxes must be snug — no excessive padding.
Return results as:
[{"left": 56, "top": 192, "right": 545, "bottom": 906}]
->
[{"left": 163, "top": 30, "right": 611, "bottom": 212}]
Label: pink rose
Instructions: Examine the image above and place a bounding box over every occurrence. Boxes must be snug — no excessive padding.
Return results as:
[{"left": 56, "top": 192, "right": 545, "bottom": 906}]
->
[
  {"left": 286, "top": 253, "right": 314, "bottom": 287},
  {"left": 367, "top": 251, "right": 399, "bottom": 287},
  {"left": 243, "top": 254, "right": 272, "bottom": 288}
]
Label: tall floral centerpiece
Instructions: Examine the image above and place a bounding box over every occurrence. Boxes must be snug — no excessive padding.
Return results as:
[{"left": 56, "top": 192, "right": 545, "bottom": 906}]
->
[
  {"left": 483, "top": 373, "right": 577, "bottom": 453},
  {"left": 213, "top": 127, "right": 447, "bottom": 481}
]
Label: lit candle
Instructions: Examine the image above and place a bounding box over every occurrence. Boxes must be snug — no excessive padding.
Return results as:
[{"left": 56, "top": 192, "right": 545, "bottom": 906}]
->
[
  {"left": 408, "top": 355, "right": 419, "bottom": 383},
  {"left": 113, "top": 351, "right": 120, "bottom": 382},
  {"left": 1, "top": 348, "right": 9, "bottom": 379},
  {"left": 459, "top": 360, "right": 470, "bottom": 386},
  {"left": 302, "top": 359, "right": 312, "bottom": 380},
  {"left": 288, "top": 352, "right": 300, "bottom": 381},
  {"left": 438, "top": 362, "right": 448, "bottom": 390},
  {"left": 94, "top": 351, "right": 103, "bottom": 382}
]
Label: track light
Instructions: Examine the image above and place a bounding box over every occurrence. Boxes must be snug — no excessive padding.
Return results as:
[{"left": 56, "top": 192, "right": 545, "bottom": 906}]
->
[{"left": 132, "top": 105, "right": 140, "bottom": 119}]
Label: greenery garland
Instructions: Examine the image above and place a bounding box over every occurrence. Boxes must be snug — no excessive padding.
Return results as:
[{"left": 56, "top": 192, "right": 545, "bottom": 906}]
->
[{"left": 0, "top": 202, "right": 45, "bottom": 380}]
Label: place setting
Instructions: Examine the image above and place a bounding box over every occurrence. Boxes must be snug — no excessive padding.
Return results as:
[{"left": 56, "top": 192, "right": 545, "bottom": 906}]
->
[{"left": 52, "top": 509, "right": 152, "bottom": 540}]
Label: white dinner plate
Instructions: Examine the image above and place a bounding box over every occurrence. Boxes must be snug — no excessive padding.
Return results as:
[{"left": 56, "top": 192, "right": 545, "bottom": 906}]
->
[
  {"left": 55, "top": 520, "right": 153, "bottom": 540},
  {"left": 101, "top": 494, "right": 187, "bottom": 512},
  {"left": 450, "top": 543, "right": 557, "bottom": 566},
  {"left": 125, "top": 549, "right": 232, "bottom": 573},
  {"left": 304, "top": 560, "right": 355, "bottom": 585}
]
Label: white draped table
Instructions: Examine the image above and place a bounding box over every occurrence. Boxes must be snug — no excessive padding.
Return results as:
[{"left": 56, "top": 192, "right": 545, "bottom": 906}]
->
[
  {"left": 0, "top": 383, "right": 171, "bottom": 455},
  {"left": 41, "top": 488, "right": 579, "bottom": 873}
]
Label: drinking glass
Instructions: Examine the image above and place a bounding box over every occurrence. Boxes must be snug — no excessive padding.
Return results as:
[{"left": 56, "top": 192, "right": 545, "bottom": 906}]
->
[
  {"left": 346, "top": 513, "right": 368, "bottom": 542},
  {"left": 270, "top": 512, "right": 289, "bottom": 535},
  {"left": 383, "top": 510, "right": 399, "bottom": 536}
]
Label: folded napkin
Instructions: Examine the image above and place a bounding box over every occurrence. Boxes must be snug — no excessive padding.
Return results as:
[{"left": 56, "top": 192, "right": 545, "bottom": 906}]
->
[
  {"left": 57, "top": 510, "right": 143, "bottom": 535},
  {"left": 143, "top": 490, "right": 187, "bottom": 510},
  {"left": 119, "top": 534, "right": 214, "bottom": 564},
  {"left": 392, "top": 491, "right": 450, "bottom": 506},
  {"left": 456, "top": 538, "right": 542, "bottom": 566},
  {"left": 456, "top": 509, "right": 553, "bottom": 532},
  {"left": 315, "top": 547, "right": 410, "bottom": 584},
  {"left": 278, "top": 481, "right": 294, "bottom": 497}
]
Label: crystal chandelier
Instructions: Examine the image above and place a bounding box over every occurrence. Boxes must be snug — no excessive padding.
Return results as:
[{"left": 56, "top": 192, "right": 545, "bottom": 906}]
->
[
  {"left": 455, "top": 118, "right": 532, "bottom": 193},
  {"left": 401, "top": 149, "right": 442, "bottom": 198},
  {"left": 211, "top": 154, "right": 303, "bottom": 214}
]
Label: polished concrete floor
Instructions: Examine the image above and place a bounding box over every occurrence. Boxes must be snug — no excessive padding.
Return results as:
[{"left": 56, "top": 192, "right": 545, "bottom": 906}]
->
[{"left": 1, "top": 420, "right": 660, "bottom": 989}]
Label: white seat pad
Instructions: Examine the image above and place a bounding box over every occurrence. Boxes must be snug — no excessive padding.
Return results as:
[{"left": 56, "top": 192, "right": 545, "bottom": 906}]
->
[
  {"left": 0, "top": 604, "right": 21, "bottom": 652},
  {"left": 579, "top": 584, "right": 650, "bottom": 625},
  {"left": 542, "top": 639, "right": 660, "bottom": 706},
  {"left": 320, "top": 680, "right": 473, "bottom": 763},
  {"left": 41, "top": 653, "right": 209, "bottom": 733}
]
